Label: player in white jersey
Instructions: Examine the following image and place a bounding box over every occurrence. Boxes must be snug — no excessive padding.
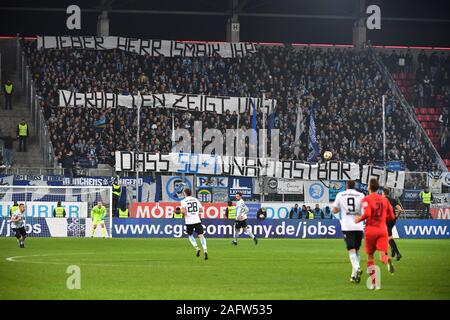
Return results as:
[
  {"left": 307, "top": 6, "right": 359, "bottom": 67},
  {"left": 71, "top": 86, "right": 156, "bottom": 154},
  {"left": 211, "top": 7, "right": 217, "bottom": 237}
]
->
[
  {"left": 179, "top": 188, "right": 208, "bottom": 260},
  {"left": 10, "top": 203, "right": 27, "bottom": 248},
  {"left": 232, "top": 192, "right": 258, "bottom": 246},
  {"left": 332, "top": 180, "right": 365, "bottom": 283}
]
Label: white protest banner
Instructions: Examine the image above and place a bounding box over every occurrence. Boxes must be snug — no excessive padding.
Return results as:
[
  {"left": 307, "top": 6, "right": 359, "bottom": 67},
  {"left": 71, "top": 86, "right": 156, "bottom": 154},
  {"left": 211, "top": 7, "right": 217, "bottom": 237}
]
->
[
  {"left": 361, "top": 165, "right": 405, "bottom": 190},
  {"left": 385, "top": 170, "right": 405, "bottom": 189},
  {"left": 428, "top": 175, "right": 442, "bottom": 194},
  {"left": 58, "top": 90, "right": 276, "bottom": 115},
  {"left": 440, "top": 172, "right": 450, "bottom": 187},
  {"left": 431, "top": 194, "right": 449, "bottom": 208},
  {"left": 115, "top": 152, "right": 365, "bottom": 181},
  {"left": 38, "top": 36, "right": 257, "bottom": 58},
  {"left": 277, "top": 179, "right": 304, "bottom": 194}
]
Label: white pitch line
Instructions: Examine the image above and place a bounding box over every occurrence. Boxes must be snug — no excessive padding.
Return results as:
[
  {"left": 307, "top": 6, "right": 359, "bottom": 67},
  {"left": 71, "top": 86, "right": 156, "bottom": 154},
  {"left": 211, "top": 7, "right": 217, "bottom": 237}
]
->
[{"left": 6, "top": 253, "right": 95, "bottom": 264}]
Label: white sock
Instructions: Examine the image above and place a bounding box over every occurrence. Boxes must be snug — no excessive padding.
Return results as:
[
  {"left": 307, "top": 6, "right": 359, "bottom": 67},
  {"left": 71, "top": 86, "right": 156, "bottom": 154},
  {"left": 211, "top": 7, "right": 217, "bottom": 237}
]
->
[
  {"left": 200, "top": 237, "right": 208, "bottom": 252},
  {"left": 188, "top": 235, "right": 199, "bottom": 250},
  {"left": 356, "top": 253, "right": 361, "bottom": 269},
  {"left": 349, "top": 252, "right": 359, "bottom": 274},
  {"left": 234, "top": 229, "right": 239, "bottom": 242},
  {"left": 244, "top": 228, "right": 255, "bottom": 239}
]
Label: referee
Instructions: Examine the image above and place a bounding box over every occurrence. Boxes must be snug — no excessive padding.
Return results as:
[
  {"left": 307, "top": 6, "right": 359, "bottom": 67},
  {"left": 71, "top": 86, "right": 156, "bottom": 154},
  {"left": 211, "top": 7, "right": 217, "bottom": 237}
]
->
[{"left": 383, "top": 188, "right": 403, "bottom": 261}]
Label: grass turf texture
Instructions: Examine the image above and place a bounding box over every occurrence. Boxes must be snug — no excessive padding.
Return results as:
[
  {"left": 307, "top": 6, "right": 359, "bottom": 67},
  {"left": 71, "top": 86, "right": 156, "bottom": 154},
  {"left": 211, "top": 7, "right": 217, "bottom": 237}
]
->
[{"left": 0, "top": 238, "right": 449, "bottom": 300}]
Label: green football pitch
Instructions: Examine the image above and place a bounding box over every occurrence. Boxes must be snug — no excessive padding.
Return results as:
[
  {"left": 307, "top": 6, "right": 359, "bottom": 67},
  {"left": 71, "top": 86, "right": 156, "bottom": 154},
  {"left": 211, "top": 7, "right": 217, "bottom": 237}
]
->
[{"left": 0, "top": 238, "right": 449, "bottom": 300}]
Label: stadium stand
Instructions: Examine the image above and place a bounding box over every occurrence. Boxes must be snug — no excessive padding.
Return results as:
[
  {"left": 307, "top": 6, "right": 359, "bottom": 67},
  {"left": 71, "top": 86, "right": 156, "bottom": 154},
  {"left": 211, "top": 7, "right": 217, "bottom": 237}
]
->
[
  {"left": 17, "top": 41, "right": 446, "bottom": 172},
  {"left": 378, "top": 49, "right": 450, "bottom": 170}
]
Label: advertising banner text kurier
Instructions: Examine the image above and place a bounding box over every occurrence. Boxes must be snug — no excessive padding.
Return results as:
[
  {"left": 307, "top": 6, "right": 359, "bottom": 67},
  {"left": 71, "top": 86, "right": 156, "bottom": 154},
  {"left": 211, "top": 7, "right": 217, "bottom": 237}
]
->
[{"left": 0, "top": 201, "right": 88, "bottom": 218}]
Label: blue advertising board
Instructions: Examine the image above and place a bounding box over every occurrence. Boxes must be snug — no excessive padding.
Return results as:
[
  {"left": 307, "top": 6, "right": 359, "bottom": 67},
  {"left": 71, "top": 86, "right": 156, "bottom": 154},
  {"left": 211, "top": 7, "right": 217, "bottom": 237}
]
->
[
  {"left": 386, "top": 161, "right": 404, "bottom": 171},
  {"left": 228, "top": 177, "right": 253, "bottom": 199},
  {"left": 1, "top": 218, "right": 449, "bottom": 239},
  {"left": 395, "top": 220, "right": 450, "bottom": 239},
  {"left": 111, "top": 219, "right": 450, "bottom": 239},
  {"left": 112, "top": 218, "right": 341, "bottom": 238},
  {"left": 401, "top": 189, "right": 421, "bottom": 202}
]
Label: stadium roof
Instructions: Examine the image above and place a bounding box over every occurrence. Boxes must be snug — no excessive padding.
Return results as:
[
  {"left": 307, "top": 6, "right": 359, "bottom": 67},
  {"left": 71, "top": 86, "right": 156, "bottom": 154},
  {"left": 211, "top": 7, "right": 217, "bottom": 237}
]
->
[{"left": 1, "top": 0, "right": 450, "bottom": 47}]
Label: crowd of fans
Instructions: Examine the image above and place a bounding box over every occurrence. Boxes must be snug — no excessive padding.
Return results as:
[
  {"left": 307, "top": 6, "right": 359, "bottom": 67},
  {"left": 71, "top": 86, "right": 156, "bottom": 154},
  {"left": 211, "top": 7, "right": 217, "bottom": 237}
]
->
[
  {"left": 379, "top": 49, "right": 450, "bottom": 108},
  {"left": 22, "top": 41, "right": 442, "bottom": 171},
  {"left": 378, "top": 49, "right": 450, "bottom": 158}
]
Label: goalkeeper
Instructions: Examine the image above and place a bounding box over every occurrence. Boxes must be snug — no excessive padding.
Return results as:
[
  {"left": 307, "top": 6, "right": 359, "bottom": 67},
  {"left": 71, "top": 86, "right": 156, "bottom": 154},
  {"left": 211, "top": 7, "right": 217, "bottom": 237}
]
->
[{"left": 91, "top": 201, "right": 107, "bottom": 238}]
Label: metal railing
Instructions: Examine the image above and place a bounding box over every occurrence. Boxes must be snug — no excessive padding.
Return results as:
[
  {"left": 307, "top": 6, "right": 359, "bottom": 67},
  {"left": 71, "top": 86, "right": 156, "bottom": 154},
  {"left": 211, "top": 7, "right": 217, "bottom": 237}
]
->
[
  {"left": 19, "top": 40, "right": 56, "bottom": 168},
  {"left": 0, "top": 166, "right": 114, "bottom": 176},
  {"left": 368, "top": 45, "right": 447, "bottom": 172}
]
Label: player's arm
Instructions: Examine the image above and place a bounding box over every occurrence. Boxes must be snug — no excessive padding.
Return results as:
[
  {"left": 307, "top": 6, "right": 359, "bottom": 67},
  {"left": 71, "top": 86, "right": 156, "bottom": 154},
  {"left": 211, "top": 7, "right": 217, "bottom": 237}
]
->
[
  {"left": 198, "top": 201, "right": 204, "bottom": 214},
  {"left": 11, "top": 214, "right": 21, "bottom": 222},
  {"left": 63, "top": 209, "right": 66, "bottom": 218},
  {"left": 386, "top": 200, "right": 395, "bottom": 221},
  {"left": 180, "top": 203, "right": 187, "bottom": 216},
  {"left": 331, "top": 194, "right": 340, "bottom": 214},
  {"left": 355, "top": 201, "right": 369, "bottom": 223},
  {"left": 395, "top": 204, "right": 403, "bottom": 219}
]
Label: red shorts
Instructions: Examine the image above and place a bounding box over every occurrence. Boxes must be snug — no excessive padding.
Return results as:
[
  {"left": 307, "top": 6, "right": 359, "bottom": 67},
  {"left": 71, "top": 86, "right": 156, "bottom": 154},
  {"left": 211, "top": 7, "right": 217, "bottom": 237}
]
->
[{"left": 364, "top": 229, "right": 389, "bottom": 255}]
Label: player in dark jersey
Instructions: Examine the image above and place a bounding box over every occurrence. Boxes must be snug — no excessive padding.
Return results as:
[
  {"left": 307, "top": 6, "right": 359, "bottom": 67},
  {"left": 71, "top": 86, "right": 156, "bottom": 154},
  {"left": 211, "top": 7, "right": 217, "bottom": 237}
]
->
[{"left": 383, "top": 188, "right": 403, "bottom": 261}]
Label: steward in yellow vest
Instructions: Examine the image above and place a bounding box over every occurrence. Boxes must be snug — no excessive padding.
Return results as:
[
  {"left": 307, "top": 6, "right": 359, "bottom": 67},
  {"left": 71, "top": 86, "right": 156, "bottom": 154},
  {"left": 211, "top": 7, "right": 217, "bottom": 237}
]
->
[
  {"left": 307, "top": 207, "right": 315, "bottom": 219},
  {"left": 420, "top": 190, "right": 432, "bottom": 204},
  {"left": 4, "top": 80, "right": 13, "bottom": 110},
  {"left": 420, "top": 187, "right": 433, "bottom": 219},
  {"left": 17, "top": 122, "right": 28, "bottom": 137},
  {"left": 227, "top": 203, "right": 237, "bottom": 219},
  {"left": 17, "top": 120, "right": 28, "bottom": 152},
  {"left": 9, "top": 202, "right": 19, "bottom": 216},
  {"left": 112, "top": 178, "right": 121, "bottom": 217},
  {"left": 112, "top": 181, "right": 121, "bottom": 197},
  {"left": 173, "top": 206, "right": 183, "bottom": 219},
  {"left": 118, "top": 205, "right": 129, "bottom": 218},
  {"left": 53, "top": 202, "right": 66, "bottom": 218}
]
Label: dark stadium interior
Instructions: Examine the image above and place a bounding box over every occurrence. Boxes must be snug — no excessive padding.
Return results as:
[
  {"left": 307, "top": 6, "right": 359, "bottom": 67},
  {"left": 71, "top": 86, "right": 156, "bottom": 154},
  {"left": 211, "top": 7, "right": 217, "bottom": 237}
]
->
[{"left": 1, "top": 0, "right": 450, "bottom": 46}]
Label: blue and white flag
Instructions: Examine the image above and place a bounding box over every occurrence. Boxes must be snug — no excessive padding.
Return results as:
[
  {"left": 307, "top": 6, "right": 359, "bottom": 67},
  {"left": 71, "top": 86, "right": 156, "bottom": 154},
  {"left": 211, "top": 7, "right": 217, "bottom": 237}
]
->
[
  {"left": 294, "top": 104, "right": 305, "bottom": 157},
  {"left": 307, "top": 104, "right": 318, "bottom": 162},
  {"left": 250, "top": 98, "right": 258, "bottom": 151},
  {"left": 268, "top": 97, "right": 275, "bottom": 137}
]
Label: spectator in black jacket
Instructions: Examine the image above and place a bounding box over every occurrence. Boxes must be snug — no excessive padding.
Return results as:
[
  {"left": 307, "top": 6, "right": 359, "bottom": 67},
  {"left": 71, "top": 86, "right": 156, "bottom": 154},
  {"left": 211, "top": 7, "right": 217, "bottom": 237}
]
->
[
  {"left": 257, "top": 207, "right": 267, "bottom": 220},
  {"left": 300, "top": 205, "right": 308, "bottom": 219},
  {"left": 62, "top": 150, "right": 75, "bottom": 182}
]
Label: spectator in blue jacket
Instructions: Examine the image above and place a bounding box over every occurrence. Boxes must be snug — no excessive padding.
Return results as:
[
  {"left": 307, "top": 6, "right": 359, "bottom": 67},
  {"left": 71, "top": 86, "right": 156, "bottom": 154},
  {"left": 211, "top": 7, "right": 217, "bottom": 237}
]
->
[
  {"left": 313, "top": 204, "right": 324, "bottom": 219},
  {"left": 289, "top": 204, "right": 301, "bottom": 219},
  {"left": 323, "top": 206, "right": 332, "bottom": 219}
]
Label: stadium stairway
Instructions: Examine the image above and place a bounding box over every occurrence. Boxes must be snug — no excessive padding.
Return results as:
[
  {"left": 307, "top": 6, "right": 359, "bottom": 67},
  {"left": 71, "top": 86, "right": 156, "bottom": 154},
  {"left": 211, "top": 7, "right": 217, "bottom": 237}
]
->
[
  {"left": 392, "top": 72, "right": 450, "bottom": 171},
  {"left": 0, "top": 71, "right": 46, "bottom": 169}
]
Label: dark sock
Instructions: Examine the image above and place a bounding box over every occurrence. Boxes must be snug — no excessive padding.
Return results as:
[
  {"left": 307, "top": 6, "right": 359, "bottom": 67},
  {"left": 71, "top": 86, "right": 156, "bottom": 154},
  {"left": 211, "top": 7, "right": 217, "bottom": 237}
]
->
[{"left": 389, "top": 239, "right": 400, "bottom": 255}]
